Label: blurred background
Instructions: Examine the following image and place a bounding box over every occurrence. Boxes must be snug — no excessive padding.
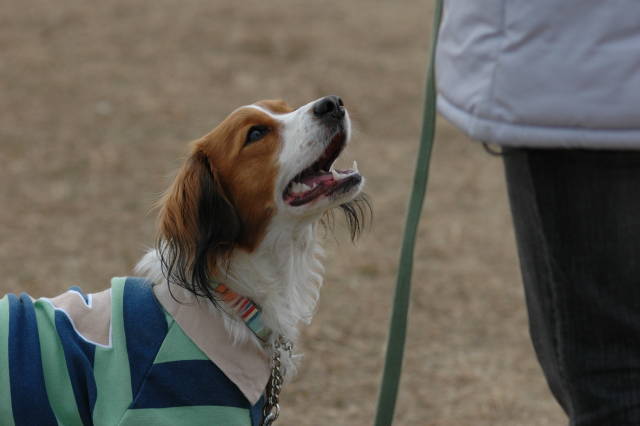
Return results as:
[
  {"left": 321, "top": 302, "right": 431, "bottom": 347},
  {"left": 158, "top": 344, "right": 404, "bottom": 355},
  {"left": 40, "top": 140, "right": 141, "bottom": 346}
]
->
[{"left": 0, "top": 1, "right": 565, "bottom": 424}]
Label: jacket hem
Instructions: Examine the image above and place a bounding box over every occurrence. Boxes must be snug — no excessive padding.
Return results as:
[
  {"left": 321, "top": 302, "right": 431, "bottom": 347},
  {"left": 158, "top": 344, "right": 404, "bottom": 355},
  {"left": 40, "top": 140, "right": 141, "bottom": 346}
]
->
[{"left": 437, "top": 95, "right": 640, "bottom": 149}]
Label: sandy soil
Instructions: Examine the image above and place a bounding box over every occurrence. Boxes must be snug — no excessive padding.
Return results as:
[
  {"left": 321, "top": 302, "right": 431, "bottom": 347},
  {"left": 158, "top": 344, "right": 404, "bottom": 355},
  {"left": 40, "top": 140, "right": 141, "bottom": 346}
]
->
[{"left": 1, "top": 1, "right": 566, "bottom": 424}]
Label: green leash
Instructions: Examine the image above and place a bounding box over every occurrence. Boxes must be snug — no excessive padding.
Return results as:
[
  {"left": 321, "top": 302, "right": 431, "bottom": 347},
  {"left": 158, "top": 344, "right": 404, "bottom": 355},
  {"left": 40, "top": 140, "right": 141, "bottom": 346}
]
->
[{"left": 373, "top": 1, "right": 443, "bottom": 425}]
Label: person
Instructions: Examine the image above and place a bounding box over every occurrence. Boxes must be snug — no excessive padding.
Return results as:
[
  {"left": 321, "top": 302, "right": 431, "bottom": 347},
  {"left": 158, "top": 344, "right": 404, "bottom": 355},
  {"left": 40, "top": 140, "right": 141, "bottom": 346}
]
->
[{"left": 435, "top": 1, "right": 640, "bottom": 425}]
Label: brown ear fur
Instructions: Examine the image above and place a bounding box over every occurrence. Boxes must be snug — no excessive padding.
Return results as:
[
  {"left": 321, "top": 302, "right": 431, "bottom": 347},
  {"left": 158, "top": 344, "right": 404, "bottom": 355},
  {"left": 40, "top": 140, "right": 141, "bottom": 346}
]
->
[{"left": 156, "top": 150, "right": 241, "bottom": 301}]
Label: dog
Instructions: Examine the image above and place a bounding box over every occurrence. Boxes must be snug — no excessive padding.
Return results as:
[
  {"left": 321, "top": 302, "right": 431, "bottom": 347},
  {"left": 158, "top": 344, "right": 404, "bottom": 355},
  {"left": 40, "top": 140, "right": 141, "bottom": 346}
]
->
[{"left": 0, "top": 96, "right": 369, "bottom": 426}]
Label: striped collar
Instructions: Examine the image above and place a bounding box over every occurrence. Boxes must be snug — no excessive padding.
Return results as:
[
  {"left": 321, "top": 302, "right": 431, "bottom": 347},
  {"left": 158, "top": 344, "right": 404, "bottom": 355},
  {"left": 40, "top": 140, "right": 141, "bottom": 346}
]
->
[{"left": 212, "top": 284, "right": 272, "bottom": 344}]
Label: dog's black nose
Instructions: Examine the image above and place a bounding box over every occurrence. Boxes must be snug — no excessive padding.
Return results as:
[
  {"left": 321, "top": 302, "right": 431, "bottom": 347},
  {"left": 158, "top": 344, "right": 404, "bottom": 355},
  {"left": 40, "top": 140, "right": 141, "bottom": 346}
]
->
[{"left": 313, "top": 95, "right": 345, "bottom": 120}]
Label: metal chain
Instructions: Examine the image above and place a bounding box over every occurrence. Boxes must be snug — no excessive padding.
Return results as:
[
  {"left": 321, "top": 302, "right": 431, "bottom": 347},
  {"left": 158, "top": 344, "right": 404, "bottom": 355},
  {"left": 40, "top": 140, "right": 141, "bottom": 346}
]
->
[{"left": 262, "top": 336, "right": 293, "bottom": 426}]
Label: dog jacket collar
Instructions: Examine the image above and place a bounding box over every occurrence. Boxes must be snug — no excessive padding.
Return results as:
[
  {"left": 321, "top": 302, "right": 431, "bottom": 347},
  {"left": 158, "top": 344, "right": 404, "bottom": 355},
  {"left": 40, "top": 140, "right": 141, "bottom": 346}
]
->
[{"left": 152, "top": 280, "right": 271, "bottom": 405}]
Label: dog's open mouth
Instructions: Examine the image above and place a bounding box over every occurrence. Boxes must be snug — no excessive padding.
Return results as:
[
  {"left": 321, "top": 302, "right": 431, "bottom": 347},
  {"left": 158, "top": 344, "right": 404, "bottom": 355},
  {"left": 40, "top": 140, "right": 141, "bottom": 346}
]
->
[{"left": 283, "top": 132, "right": 362, "bottom": 207}]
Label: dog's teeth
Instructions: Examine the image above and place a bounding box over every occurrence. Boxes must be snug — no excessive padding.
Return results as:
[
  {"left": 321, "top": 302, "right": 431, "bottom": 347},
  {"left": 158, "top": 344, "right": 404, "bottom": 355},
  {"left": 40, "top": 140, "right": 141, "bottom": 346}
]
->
[
  {"left": 289, "top": 179, "right": 321, "bottom": 195},
  {"left": 352, "top": 160, "right": 359, "bottom": 173},
  {"left": 291, "top": 182, "right": 307, "bottom": 193},
  {"left": 331, "top": 169, "right": 341, "bottom": 180}
]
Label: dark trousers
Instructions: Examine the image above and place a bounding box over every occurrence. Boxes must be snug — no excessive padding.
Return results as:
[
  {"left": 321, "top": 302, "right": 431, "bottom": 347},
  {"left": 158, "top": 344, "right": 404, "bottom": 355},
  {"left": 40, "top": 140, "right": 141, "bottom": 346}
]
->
[{"left": 503, "top": 149, "right": 640, "bottom": 426}]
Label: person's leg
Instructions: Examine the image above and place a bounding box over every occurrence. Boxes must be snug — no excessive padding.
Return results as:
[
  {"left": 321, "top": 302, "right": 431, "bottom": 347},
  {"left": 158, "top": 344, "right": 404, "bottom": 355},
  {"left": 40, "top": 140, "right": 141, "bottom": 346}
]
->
[{"left": 503, "top": 149, "right": 640, "bottom": 426}]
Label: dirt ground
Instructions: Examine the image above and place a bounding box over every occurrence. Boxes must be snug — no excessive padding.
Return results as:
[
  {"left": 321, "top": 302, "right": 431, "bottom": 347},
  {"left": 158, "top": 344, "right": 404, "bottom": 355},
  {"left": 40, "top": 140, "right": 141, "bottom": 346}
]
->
[{"left": 0, "top": 1, "right": 567, "bottom": 425}]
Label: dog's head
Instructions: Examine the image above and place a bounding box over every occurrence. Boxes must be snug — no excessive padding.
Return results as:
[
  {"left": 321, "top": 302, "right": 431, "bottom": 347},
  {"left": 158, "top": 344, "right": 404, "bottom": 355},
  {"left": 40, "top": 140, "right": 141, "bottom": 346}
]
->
[{"left": 157, "top": 96, "right": 368, "bottom": 300}]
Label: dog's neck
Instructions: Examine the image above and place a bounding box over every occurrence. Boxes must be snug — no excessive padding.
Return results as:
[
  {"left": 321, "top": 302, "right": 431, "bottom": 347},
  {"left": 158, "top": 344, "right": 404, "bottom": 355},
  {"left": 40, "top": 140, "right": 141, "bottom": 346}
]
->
[
  {"left": 218, "top": 221, "right": 324, "bottom": 348},
  {"left": 137, "top": 220, "right": 324, "bottom": 353}
]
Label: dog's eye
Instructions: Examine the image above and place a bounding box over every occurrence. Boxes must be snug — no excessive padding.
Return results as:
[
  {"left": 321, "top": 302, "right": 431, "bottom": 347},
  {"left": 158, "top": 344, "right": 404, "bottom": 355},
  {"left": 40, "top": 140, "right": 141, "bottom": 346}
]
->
[{"left": 245, "top": 125, "right": 270, "bottom": 145}]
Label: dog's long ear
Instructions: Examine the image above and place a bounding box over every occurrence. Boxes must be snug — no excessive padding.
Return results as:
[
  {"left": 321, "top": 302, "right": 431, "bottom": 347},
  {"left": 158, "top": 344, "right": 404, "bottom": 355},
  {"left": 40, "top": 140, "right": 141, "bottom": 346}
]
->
[{"left": 156, "top": 150, "right": 241, "bottom": 302}]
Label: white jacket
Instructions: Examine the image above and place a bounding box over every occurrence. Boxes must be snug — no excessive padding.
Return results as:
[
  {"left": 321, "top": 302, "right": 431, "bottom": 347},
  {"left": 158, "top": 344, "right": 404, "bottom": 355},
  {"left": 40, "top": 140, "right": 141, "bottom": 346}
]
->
[{"left": 436, "top": 0, "right": 640, "bottom": 149}]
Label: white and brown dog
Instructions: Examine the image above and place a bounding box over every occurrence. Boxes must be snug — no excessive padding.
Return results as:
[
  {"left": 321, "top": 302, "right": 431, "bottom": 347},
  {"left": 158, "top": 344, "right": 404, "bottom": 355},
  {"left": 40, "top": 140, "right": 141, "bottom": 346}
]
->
[{"left": 0, "top": 96, "right": 368, "bottom": 426}]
